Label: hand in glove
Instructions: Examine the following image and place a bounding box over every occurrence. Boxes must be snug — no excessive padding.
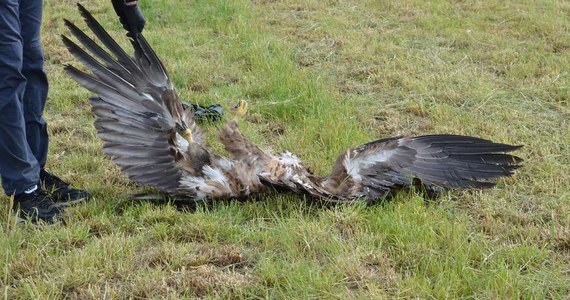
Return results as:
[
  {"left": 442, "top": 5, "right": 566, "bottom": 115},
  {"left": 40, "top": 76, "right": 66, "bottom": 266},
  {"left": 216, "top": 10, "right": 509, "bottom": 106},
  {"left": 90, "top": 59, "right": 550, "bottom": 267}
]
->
[{"left": 112, "top": 0, "right": 146, "bottom": 35}]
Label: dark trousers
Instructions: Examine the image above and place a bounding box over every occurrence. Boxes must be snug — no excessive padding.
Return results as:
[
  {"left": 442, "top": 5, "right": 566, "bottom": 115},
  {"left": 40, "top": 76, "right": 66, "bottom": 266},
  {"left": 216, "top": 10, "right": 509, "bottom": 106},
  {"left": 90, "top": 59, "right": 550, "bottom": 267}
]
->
[{"left": 0, "top": 0, "right": 49, "bottom": 195}]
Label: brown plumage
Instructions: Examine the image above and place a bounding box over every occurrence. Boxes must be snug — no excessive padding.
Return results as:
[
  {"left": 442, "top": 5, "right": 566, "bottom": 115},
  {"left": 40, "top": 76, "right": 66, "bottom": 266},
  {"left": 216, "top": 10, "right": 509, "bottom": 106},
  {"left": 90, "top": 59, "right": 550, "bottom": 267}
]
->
[{"left": 64, "top": 4, "right": 523, "bottom": 204}]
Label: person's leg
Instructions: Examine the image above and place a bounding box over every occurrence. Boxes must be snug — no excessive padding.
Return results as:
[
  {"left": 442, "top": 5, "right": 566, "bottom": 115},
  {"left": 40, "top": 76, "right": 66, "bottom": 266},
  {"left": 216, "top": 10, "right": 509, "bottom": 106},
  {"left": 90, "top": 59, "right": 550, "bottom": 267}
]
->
[
  {"left": 0, "top": 0, "right": 41, "bottom": 196},
  {"left": 19, "top": 0, "right": 91, "bottom": 205},
  {"left": 20, "top": 0, "right": 49, "bottom": 168}
]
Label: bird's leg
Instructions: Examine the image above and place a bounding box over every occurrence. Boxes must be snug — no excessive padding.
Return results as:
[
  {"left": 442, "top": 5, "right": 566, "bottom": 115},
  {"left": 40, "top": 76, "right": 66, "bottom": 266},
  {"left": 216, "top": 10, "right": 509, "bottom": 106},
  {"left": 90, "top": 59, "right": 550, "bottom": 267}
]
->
[{"left": 230, "top": 99, "right": 249, "bottom": 118}]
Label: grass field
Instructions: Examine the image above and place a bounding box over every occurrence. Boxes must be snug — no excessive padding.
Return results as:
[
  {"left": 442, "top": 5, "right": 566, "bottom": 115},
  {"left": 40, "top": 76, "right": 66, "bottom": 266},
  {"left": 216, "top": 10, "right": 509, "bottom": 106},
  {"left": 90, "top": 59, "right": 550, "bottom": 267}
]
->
[{"left": 1, "top": 0, "right": 569, "bottom": 298}]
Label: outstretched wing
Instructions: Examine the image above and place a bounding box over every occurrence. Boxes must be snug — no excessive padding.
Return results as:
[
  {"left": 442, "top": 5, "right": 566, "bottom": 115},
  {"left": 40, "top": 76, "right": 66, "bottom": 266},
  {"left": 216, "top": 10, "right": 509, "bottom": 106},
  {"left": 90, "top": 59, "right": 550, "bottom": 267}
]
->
[
  {"left": 63, "top": 4, "right": 202, "bottom": 194},
  {"left": 319, "top": 134, "right": 523, "bottom": 200},
  {"left": 254, "top": 134, "right": 522, "bottom": 202},
  {"left": 64, "top": 4, "right": 263, "bottom": 202}
]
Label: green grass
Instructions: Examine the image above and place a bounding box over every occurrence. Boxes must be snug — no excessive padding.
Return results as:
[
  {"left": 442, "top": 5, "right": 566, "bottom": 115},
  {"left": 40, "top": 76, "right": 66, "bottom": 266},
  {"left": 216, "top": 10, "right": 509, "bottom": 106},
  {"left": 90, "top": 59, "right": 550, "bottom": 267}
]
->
[{"left": 2, "top": 0, "right": 569, "bottom": 298}]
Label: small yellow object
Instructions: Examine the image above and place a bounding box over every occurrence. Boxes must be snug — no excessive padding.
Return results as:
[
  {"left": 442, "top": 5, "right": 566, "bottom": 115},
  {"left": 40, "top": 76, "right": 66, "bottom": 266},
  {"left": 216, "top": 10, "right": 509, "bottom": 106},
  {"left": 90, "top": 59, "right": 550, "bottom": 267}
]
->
[
  {"left": 232, "top": 99, "right": 248, "bottom": 117},
  {"left": 182, "top": 129, "right": 193, "bottom": 142}
]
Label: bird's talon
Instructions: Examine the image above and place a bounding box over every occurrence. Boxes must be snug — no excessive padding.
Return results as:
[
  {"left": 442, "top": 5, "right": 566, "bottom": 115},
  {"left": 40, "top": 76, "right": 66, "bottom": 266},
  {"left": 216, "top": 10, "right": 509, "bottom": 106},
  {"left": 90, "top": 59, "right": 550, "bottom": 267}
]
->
[{"left": 231, "top": 99, "right": 249, "bottom": 117}]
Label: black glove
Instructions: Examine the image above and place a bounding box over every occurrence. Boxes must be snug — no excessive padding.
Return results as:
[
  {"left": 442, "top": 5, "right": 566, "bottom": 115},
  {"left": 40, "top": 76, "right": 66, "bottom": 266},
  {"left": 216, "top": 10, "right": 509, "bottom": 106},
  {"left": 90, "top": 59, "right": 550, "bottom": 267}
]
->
[{"left": 112, "top": 0, "right": 146, "bottom": 35}]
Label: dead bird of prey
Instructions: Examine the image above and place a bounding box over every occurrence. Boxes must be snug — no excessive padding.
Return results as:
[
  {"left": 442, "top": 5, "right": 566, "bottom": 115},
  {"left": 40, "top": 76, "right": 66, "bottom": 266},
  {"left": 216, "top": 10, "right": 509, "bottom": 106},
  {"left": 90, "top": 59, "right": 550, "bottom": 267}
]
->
[{"left": 64, "top": 4, "right": 523, "bottom": 204}]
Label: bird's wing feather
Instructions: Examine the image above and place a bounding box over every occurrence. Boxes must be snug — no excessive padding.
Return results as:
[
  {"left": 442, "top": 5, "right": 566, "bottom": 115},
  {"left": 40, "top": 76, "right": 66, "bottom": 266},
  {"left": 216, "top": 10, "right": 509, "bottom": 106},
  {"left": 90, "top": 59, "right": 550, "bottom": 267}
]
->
[
  {"left": 88, "top": 91, "right": 182, "bottom": 193},
  {"left": 255, "top": 134, "right": 522, "bottom": 202},
  {"left": 64, "top": 4, "right": 250, "bottom": 201},
  {"left": 63, "top": 4, "right": 199, "bottom": 194},
  {"left": 322, "top": 134, "right": 523, "bottom": 200}
]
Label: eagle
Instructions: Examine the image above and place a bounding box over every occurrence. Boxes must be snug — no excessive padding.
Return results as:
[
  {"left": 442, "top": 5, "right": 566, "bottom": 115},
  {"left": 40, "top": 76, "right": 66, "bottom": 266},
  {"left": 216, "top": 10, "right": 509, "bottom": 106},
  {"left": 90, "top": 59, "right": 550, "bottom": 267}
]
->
[{"left": 63, "top": 4, "right": 523, "bottom": 204}]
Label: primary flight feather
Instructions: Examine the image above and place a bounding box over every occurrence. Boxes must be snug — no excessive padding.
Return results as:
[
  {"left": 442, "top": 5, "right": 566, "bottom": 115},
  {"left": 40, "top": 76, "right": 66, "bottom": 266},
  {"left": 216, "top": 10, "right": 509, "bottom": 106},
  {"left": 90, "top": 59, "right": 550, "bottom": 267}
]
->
[{"left": 64, "top": 4, "right": 522, "bottom": 204}]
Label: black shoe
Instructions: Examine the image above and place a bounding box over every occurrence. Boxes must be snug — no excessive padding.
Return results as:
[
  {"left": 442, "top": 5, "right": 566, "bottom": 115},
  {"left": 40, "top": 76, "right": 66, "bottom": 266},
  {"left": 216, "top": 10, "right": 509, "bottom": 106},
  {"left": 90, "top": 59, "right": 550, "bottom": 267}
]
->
[
  {"left": 40, "top": 169, "right": 91, "bottom": 206},
  {"left": 13, "top": 186, "right": 64, "bottom": 224}
]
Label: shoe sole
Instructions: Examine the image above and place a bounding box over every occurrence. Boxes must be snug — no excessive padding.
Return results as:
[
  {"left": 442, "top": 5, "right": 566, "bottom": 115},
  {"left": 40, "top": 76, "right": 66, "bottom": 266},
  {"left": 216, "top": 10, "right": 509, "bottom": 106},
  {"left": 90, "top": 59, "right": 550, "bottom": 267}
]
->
[
  {"left": 54, "top": 196, "right": 89, "bottom": 207},
  {"left": 16, "top": 216, "right": 64, "bottom": 226}
]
